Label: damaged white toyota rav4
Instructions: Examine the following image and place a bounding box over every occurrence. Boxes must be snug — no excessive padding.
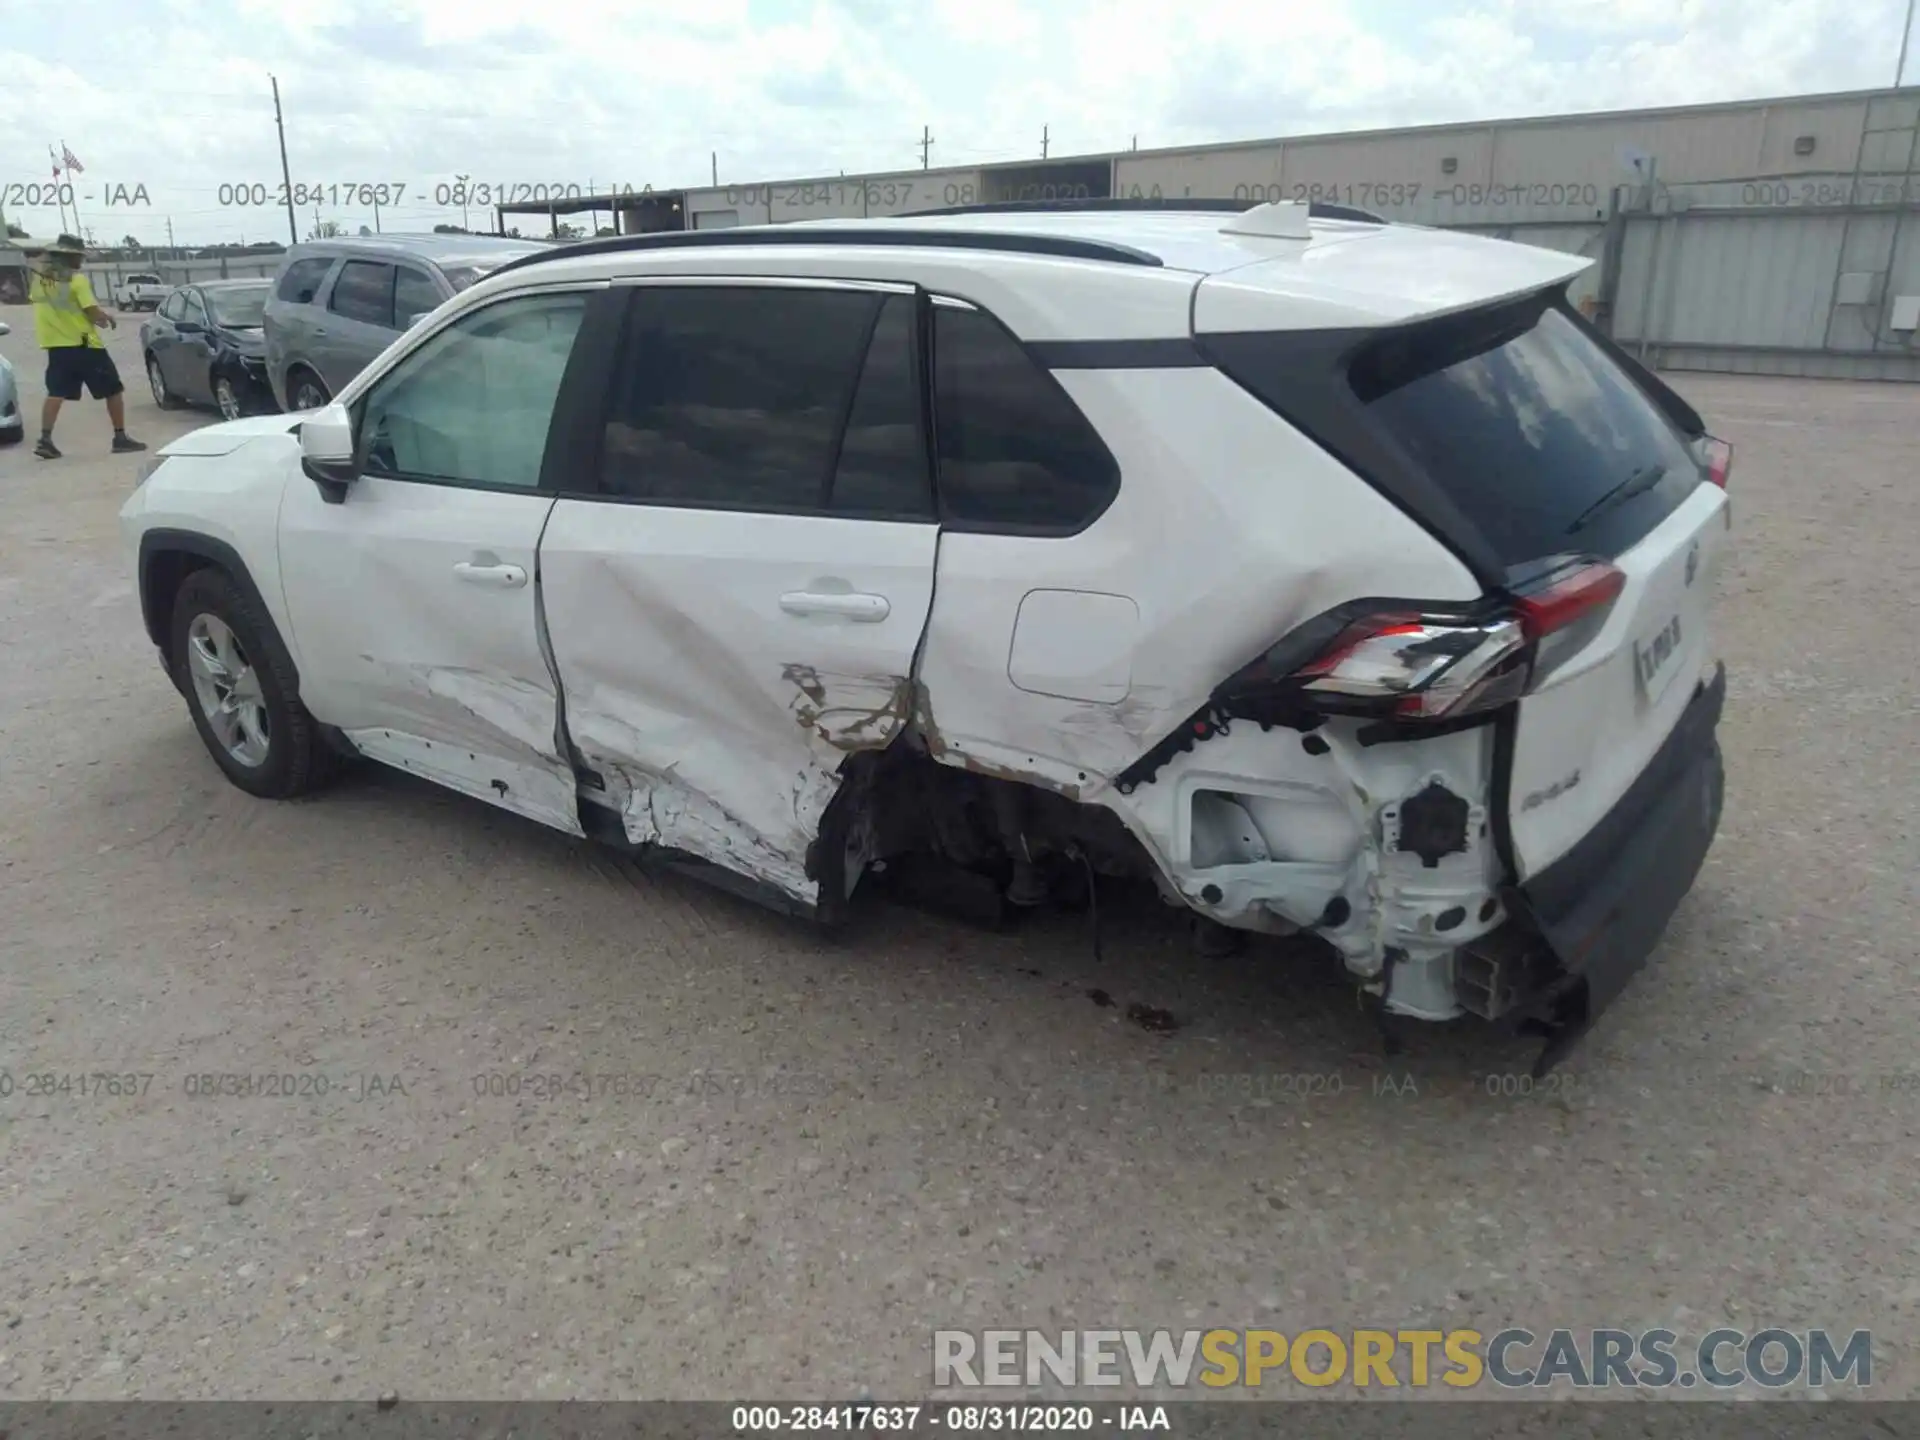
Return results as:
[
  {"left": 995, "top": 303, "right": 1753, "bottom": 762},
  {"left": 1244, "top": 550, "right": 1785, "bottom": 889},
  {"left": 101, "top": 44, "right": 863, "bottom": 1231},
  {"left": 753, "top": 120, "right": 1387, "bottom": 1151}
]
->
[{"left": 122, "top": 200, "right": 1731, "bottom": 1069}]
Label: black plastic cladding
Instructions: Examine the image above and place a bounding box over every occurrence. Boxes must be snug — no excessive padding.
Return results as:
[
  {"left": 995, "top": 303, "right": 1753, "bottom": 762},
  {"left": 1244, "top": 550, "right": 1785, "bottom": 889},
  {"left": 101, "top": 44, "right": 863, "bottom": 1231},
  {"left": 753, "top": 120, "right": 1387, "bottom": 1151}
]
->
[{"left": 483, "top": 227, "right": 1166, "bottom": 281}]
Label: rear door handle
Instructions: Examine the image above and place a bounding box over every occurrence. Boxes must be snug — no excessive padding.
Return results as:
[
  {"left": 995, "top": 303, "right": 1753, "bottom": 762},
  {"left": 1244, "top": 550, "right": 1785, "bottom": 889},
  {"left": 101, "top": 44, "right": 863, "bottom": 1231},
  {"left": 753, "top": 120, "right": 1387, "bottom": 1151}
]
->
[
  {"left": 453, "top": 561, "right": 528, "bottom": 590},
  {"left": 779, "top": 591, "right": 890, "bottom": 622}
]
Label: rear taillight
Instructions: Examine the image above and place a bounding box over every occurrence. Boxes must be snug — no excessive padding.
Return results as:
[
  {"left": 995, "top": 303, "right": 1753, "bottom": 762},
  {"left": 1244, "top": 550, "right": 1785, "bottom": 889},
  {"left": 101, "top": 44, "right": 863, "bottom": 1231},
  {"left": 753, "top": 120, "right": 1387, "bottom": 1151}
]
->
[
  {"left": 1293, "top": 614, "right": 1528, "bottom": 720},
  {"left": 1697, "top": 434, "right": 1732, "bottom": 488},
  {"left": 1512, "top": 558, "right": 1626, "bottom": 682},
  {"left": 1217, "top": 559, "right": 1626, "bottom": 726}
]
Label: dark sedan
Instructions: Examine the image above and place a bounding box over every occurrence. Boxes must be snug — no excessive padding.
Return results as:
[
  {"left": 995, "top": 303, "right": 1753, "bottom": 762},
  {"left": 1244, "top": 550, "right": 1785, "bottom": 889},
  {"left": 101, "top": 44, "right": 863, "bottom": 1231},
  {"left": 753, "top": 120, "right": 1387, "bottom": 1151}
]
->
[{"left": 140, "top": 280, "right": 278, "bottom": 420}]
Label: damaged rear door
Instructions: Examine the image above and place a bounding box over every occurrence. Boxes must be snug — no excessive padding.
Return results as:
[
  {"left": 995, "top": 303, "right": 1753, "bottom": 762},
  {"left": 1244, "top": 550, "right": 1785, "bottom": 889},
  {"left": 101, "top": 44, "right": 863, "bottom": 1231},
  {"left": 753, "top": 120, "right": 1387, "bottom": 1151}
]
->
[
  {"left": 277, "top": 286, "right": 602, "bottom": 834},
  {"left": 537, "top": 278, "right": 939, "bottom": 907}
]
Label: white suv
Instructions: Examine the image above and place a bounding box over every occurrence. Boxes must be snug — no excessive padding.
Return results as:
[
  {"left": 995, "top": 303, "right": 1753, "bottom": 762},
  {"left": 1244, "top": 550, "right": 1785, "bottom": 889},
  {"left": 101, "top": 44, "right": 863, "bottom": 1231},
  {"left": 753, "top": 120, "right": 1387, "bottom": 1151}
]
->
[{"left": 121, "top": 201, "right": 1732, "bottom": 1070}]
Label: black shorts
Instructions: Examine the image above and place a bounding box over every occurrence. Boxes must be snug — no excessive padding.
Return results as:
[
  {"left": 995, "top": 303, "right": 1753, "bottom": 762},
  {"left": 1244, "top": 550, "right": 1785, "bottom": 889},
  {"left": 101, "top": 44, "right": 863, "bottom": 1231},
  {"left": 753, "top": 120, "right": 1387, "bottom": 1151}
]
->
[{"left": 45, "top": 345, "right": 123, "bottom": 401}]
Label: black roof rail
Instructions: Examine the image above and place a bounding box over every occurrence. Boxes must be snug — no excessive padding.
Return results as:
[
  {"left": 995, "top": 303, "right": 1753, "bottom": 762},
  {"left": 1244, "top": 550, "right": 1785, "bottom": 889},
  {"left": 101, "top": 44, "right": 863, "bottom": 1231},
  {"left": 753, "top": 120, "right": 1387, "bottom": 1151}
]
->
[
  {"left": 906, "top": 197, "right": 1391, "bottom": 224},
  {"left": 483, "top": 225, "right": 1164, "bottom": 281}
]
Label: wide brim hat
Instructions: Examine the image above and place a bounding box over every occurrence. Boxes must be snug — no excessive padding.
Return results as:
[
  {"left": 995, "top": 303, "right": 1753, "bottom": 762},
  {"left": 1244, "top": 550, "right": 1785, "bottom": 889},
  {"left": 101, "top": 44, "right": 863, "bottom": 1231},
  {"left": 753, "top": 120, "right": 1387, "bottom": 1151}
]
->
[{"left": 20, "top": 232, "right": 87, "bottom": 258}]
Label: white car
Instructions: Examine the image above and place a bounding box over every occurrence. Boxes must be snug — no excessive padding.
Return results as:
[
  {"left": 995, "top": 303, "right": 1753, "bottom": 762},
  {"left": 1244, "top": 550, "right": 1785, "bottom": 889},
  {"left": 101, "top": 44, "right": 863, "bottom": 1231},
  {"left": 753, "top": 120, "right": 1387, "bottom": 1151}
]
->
[
  {"left": 120, "top": 202, "right": 1732, "bottom": 1069},
  {"left": 0, "top": 320, "right": 20, "bottom": 444}
]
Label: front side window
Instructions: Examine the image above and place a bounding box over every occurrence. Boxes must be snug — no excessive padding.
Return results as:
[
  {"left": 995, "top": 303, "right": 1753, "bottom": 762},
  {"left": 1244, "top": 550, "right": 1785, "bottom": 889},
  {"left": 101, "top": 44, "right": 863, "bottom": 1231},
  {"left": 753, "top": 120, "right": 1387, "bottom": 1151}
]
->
[
  {"left": 328, "top": 260, "right": 395, "bottom": 328},
  {"left": 358, "top": 291, "right": 589, "bottom": 490},
  {"left": 598, "top": 285, "right": 886, "bottom": 510},
  {"left": 180, "top": 291, "right": 209, "bottom": 329},
  {"left": 932, "top": 306, "right": 1119, "bottom": 531},
  {"left": 159, "top": 291, "right": 186, "bottom": 322}
]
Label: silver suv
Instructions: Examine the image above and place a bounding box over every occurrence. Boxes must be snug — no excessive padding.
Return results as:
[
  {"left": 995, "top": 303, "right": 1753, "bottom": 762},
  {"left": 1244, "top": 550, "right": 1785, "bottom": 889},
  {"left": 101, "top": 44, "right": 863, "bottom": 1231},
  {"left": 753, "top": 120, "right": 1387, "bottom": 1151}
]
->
[{"left": 263, "top": 233, "right": 548, "bottom": 411}]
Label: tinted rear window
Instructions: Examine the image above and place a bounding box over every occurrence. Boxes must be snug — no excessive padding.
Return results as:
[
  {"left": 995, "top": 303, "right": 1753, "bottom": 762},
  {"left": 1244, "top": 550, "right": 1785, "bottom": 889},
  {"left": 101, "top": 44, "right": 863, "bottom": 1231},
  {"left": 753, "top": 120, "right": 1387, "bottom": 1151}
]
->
[{"left": 1356, "top": 303, "right": 1697, "bottom": 565}]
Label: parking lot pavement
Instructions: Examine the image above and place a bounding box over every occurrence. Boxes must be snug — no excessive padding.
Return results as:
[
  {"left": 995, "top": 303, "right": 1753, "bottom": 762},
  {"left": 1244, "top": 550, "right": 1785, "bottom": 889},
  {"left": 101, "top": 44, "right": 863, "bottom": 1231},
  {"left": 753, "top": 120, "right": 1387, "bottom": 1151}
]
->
[{"left": 2, "top": 301, "right": 1917, "bottom": 1400}]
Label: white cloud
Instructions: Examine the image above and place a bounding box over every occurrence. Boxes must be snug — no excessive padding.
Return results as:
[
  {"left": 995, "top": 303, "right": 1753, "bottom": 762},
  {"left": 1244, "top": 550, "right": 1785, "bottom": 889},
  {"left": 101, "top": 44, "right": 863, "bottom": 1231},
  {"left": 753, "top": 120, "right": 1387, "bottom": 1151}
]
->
[{"left": 1, "top": 0, "right": 1910, "bottom": 244}]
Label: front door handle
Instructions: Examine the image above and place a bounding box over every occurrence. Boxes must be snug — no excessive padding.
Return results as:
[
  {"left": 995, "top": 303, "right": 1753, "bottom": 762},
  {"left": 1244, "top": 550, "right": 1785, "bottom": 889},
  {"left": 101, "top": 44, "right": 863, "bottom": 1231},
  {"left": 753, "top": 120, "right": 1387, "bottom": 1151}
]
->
[
  {"left": 779, "top": 591, "right": 890, "bottom": 622},
  {"left": 453, "top": 560, "right": 528, "bottom": 589}
]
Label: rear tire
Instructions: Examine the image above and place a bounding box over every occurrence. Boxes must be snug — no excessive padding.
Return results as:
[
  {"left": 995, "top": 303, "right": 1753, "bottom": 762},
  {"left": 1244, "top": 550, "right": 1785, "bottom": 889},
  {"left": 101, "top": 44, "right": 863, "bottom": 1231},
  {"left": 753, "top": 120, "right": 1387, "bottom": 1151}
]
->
[
  {"left": 170, "top": 568, "right": 332, "bottom": 799},
  {"left": 288, "top": 368, "right": 329, "bottom": 412},
  {"left": 214, "top": 374, "right": 246, "bottom": 421}
]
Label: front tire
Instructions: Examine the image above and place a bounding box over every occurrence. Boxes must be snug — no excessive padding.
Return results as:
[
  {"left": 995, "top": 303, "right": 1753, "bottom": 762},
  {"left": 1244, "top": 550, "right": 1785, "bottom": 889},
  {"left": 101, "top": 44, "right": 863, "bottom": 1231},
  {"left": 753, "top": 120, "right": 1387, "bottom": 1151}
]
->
[
  {"left": 0, "top": 425, "right": 22, "bottom": 447},
  {"left": 147, "top": 354, "right": 178, "bottom": 410},
  {"left": 170, "top": 568, "right": 332, "bottom": 799}
]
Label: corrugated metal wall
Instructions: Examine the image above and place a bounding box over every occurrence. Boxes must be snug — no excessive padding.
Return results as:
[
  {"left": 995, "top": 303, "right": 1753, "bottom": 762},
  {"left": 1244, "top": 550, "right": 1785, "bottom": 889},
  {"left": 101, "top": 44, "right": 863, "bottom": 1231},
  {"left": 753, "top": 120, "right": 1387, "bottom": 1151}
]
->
[{"left": 671, "top": 85, "right": 1920, "bottom": 381}]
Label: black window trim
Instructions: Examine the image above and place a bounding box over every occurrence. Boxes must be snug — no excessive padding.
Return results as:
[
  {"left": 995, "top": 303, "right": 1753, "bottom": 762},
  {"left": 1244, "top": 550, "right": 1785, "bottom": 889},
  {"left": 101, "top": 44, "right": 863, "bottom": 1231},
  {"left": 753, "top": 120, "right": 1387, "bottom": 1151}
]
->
[
  {"left": 556, "top": 275, "right": 941, "bottom": 525},
  {"left": 345, "top": 284, "right": 605, "bottom": 497},
  {"left": 925, "top": 290, "right": 1124, "bottom": 538}
]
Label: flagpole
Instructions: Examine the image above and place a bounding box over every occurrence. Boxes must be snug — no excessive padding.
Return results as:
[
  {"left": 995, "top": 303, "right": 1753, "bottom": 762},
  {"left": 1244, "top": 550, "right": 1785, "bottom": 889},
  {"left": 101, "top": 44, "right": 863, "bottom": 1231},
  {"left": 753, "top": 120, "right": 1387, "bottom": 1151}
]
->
[
  {"left": 62, "top": 140, "right": 86, "bottom": 246},
  {"left": 49, "top": 146, "right": 70, "bottom": 234}
]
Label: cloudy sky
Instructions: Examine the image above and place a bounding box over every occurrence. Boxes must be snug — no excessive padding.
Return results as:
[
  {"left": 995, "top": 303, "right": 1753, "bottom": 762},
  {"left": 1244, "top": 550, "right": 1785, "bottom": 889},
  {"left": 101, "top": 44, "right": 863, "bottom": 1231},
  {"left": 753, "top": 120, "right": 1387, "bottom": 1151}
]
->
[{"left": 4, "top": 0, "right": 1914, "bottom": 245}]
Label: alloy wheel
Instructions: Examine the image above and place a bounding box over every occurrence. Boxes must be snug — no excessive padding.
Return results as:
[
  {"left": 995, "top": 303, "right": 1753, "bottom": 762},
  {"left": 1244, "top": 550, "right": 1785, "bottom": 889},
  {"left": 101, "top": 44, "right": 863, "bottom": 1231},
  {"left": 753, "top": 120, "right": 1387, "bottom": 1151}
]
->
[
  {"left": 215, "top": 377, "right": 242, "bottom": 421},
  {"left": 185, "top": 613, "right": 271, "bottom": 767}
]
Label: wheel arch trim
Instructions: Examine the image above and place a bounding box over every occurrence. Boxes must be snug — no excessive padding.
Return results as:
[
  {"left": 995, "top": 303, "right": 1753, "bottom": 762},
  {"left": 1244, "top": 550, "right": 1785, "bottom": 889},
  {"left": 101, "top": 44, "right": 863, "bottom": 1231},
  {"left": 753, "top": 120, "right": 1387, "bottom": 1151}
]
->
[{"left": 137, "top": 528, "right": 302, "bottom": 696}]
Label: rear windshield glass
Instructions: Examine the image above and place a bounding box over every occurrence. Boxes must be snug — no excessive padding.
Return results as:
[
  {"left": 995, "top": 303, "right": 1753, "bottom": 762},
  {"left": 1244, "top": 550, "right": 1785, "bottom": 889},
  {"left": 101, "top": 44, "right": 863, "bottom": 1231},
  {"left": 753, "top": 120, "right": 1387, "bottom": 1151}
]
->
[
  {"left": 1357, "top": 303, "right": 1697, "bottom": 565},
  {"left": 208, "top": 286, "right": 269, "bottom": 327}
]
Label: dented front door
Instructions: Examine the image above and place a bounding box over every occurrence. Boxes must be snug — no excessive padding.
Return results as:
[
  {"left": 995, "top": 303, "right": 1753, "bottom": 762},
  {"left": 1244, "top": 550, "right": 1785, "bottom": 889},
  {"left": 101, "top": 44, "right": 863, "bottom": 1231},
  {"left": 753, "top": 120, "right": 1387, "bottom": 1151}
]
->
[
  {"left": 536, "top": 278, "right": 939, "bottom": 906},
  {"left": 277, "top": 287, "right": 599, "bottom": 836}
]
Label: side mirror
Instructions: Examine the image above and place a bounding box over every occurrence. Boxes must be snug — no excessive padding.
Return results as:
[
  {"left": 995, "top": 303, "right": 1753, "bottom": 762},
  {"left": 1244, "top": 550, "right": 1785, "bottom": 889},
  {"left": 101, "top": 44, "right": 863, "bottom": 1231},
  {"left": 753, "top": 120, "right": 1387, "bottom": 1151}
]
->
[
  {"left": 300, "top": 402, "right": 358, "bottom": 504},
  {"left": 175, "top": 320, "right": 203, "bottom": 335}
]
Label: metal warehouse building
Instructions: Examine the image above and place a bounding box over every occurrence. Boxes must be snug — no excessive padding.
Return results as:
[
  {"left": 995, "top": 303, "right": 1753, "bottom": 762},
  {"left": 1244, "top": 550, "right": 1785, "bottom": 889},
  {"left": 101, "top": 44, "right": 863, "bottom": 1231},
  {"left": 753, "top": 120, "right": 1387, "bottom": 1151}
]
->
[{"left": 504, "top": 85, "right": 1920, "bottom": 381}]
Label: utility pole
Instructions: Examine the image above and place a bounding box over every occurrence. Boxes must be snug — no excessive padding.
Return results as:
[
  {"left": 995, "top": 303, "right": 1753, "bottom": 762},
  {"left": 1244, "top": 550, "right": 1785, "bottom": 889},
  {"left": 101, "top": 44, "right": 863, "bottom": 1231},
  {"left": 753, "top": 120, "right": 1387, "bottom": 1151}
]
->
[
  {"left": 1042, "top": 124, "right": 1049, "bottom": 159},
  {"left": 1898, "top": 0, "right": 1916, "bottom": 86},
  {"left": 711, "top": 151, "right": 718, "bottom": 186},
  {"left": 372, "top": 193, "right": 382, "bottom": 232},
  {"left": 271, "top": 74, "right": 298, "bottom": 244},
  {"left": 166, "top": 215, "right": 175, "bottom": 254},
  {"left": 919, "top": 125, "right": 933, "bottom": 170}
]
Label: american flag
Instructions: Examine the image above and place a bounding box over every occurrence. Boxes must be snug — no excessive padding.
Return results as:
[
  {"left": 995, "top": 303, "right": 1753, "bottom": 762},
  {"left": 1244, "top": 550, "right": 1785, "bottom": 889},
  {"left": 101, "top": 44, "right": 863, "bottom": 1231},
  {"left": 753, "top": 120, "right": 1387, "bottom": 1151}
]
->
[
  {"left": 60, "top": 145, "right": 84, "bottom": 174},
  {"left": 49, "top": 145, "right": 60, "bottom": 180}
]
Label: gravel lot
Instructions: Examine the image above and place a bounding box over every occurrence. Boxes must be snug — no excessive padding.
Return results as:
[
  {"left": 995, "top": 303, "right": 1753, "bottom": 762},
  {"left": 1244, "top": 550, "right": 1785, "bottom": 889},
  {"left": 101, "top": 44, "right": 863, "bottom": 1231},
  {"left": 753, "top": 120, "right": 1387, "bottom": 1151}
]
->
[{"left": 1, "top": 305, "right": 1916, "bottom": 1403}]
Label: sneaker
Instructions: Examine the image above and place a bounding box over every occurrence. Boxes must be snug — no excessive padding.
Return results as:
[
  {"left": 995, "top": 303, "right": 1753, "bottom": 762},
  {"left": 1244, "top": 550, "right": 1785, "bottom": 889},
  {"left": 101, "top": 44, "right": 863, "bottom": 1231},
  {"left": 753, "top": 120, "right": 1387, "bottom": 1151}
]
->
[
  {"left": 111, "top": 433, "right": 148, "bottom": 454},
  {"left": 34, "top": 435, "right": 61, "bottom": 459}
]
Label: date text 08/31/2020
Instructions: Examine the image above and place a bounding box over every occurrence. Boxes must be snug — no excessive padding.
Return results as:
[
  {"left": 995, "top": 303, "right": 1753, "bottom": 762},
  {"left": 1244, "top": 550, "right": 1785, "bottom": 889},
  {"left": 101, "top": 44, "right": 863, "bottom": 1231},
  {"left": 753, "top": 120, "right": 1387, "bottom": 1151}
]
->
[{"left": 6, "top": 175, "right": 1915, "bottom": 215}]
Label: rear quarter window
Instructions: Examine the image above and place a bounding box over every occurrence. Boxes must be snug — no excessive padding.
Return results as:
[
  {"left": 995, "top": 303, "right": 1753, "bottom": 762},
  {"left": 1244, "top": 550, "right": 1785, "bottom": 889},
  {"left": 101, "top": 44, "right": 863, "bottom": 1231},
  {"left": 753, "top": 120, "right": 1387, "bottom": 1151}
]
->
[
  {"left": 932, "top": 305, "right": 1118, "bottom": 533},
  {"left": 275, "top": 257, "right": 335, "bottom": 306}
]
